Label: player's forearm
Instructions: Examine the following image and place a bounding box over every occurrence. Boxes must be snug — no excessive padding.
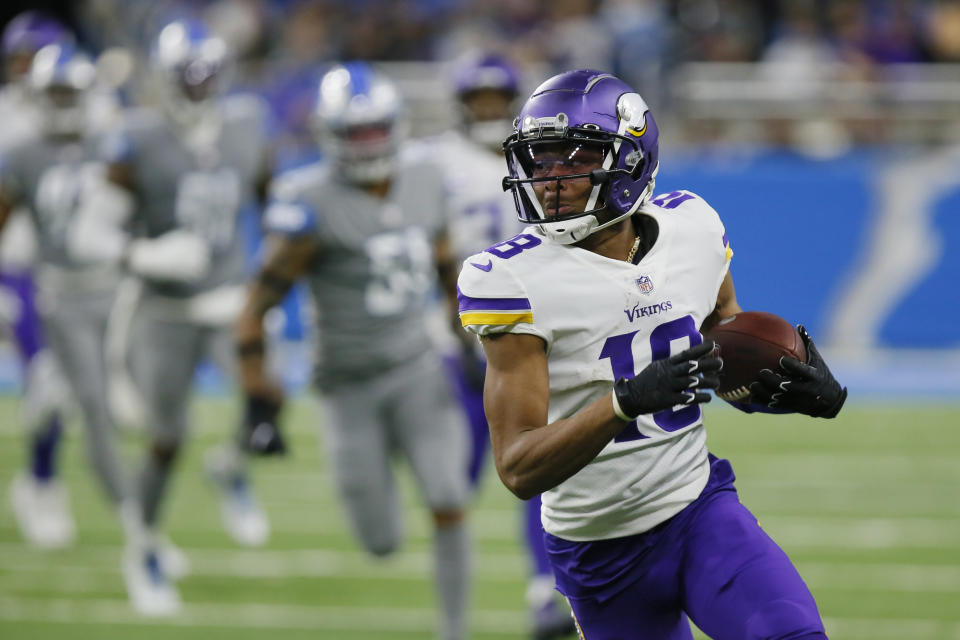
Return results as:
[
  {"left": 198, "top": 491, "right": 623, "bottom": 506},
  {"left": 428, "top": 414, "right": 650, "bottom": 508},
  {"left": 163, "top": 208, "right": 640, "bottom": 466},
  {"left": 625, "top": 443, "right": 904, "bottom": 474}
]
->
[
  {"left": 492, "top": 394, "right": 626, "bottom": 500},
  {"left": 234, "top": 290, "right": 275, "bottom": 397},
  {"left": 0, "top": 197, "right": 13, "bottom": 238}
]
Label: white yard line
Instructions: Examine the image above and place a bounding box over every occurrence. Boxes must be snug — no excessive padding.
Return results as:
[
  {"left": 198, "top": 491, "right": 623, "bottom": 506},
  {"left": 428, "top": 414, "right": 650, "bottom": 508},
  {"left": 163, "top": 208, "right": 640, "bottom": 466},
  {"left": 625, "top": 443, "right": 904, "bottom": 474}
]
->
[
  {"left": 0, "top": 596, "right": 525, "bottom": 634},
  {"left": 0, "top": 597, "right": 958, "bottom": 639},
  {"left": 4, "top": 509, "right": 957, "bottom": 547},
  {"left": 822, "top": 616, "right": 960, "bottom": 640},
  {"left": 0, "top": 544, "right": 958, "bottom": 593}
]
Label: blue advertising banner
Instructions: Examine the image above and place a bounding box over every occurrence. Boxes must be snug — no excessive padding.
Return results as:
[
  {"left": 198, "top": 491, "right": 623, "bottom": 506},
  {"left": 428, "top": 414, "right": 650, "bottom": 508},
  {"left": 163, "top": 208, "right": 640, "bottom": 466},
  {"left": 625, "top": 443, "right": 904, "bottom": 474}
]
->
[{"left": 658, "top": 147, "right": 960, "bottom": 351}]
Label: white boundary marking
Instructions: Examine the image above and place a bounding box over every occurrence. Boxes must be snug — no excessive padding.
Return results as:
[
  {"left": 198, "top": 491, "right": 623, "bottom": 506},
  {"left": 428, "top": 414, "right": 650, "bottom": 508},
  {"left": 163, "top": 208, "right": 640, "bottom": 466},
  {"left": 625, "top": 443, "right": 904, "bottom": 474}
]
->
[
  {"left": 0, "top": 544, "right": 958, "bottom": 592},
  {"left": 1, "top": 597, "right": 959, "bottom": 639}
]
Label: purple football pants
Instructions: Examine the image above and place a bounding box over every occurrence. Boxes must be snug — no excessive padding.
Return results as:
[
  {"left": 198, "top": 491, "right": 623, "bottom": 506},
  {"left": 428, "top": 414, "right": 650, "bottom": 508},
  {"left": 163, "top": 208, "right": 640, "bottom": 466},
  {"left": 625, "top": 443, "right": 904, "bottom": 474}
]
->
[
  {"left": 1, "top": 271, "right": 45, "bottom": 361},
  {"left": 442, "top": 353, "right": 490, "bottom": 487},
  {"left": 545, "top": 456, "right": 827, "bottom": 640},
  {"left": 1, "top": 271, "right": 62, "bottom": 481}
]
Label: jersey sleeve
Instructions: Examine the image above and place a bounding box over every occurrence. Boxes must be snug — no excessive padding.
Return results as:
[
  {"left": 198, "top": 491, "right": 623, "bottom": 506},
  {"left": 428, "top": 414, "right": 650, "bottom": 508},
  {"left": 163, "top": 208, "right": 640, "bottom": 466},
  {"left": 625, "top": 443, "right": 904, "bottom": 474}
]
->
[
  {"left": 456, "top": 253, "right": 546, "bottom": 341},
  {"left": 262, "top": 166, "right": 322, "bottom": 237}
]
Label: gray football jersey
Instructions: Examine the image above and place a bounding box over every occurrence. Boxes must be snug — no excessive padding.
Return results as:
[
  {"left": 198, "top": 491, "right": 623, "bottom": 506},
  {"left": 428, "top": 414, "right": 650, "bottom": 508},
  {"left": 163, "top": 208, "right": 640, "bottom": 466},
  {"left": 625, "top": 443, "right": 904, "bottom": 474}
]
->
[
  {"left": 0, "top": 134, "right": 103, "bottom": 269},
  {"left": 264, "top": 158, "right": 448, "bottom": 386},
  {"left": 107, "top": 94, "right": 268, "bottom": 297}
]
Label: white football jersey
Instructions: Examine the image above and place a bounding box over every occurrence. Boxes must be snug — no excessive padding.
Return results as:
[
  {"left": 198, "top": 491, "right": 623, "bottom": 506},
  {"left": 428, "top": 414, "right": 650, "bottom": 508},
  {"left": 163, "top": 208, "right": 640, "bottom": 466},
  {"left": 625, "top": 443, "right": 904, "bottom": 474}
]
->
[
  {"left": 458, "top": 191, "right": 733, "bottom": 541},
  {"left": 413, "top": 130, "right": 524, "bottom": 350},
  {"left": 421, "top": 130, "right": 523, "bottom": 260}
]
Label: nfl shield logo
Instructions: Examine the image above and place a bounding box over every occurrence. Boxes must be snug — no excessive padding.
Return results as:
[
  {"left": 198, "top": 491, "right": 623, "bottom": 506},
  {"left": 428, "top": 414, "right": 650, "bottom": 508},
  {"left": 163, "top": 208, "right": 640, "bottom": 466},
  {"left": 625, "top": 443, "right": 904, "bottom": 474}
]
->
[{"left": 636, "top": 275, "right": 654, "bottom": 295}]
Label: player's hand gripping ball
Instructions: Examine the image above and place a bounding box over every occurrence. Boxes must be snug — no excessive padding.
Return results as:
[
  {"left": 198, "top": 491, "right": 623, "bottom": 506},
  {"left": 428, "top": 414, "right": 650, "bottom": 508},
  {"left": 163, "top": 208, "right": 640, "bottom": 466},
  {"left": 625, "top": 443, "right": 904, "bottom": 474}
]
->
[
  {"left": 704, "top": 311, "right": 807, "bottom": 403},
  {"left": 750, "top": 325, "right": 847, "bottom": 418},
  {"left": 612, "top": 341, "right": 722, "bottom": 420},
  {"left": 705, "top": 313, "right": 846, "bottom": 418}
]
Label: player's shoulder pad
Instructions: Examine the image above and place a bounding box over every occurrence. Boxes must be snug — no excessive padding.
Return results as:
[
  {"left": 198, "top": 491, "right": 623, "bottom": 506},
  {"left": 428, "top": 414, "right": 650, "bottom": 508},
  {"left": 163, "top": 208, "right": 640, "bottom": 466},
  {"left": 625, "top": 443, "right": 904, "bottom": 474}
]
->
[
  {"left": 457, "top": 248, "right": 534, "bottom": 333},
  {"left": 263, "top": 162, "right": 327, "bottom": 236},
  {"left": 647, "top": 189, "right": 730, "bottom": 263},
  {"left": 457, "top": 232, "right": 551, "bottom": 331},
  {"left": 650, "top": 189, "right": 724, "bottom": 226}
]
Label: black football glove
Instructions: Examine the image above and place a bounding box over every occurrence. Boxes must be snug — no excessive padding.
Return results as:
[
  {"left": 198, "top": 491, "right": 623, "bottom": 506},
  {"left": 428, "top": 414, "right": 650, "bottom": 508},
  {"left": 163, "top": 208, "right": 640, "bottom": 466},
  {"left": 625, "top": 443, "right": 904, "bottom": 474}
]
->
[
  {"left": 612, "top": 341, "right": 722, "bottom": 420},
  {"left": 749, "top": 325, "right": 847, "bottom": 418},
  {"left": 240, "top": 394, "right": 287, "bottom": 456}
]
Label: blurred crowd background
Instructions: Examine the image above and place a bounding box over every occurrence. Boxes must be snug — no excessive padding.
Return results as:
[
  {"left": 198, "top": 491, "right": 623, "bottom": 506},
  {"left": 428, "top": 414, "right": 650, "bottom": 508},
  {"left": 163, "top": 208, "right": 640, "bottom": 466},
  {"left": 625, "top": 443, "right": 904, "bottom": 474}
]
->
[
  {"left": 1, "top": 0, "right": 958, "bottom": 365},
  {"left": 5, "top": 0, "right": 960, "bottom": 167}
]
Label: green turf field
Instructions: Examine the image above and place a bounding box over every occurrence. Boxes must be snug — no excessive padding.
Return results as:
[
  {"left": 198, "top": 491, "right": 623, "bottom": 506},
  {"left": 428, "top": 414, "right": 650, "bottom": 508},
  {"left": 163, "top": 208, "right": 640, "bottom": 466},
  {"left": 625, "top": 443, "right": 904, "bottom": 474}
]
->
[{"left": 1, "top": 396, "right": 958, "bottom": 639}]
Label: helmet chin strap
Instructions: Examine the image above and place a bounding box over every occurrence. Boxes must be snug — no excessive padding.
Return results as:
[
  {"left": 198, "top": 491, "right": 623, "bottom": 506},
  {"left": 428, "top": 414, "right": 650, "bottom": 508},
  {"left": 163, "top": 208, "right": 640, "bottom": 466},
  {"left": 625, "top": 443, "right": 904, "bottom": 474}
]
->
[
  {"left": 537, "top": 171, "right": 656, "bottom": 245},
  {"left": 538, "top": 209, "right": 633, "bottom": 245}
]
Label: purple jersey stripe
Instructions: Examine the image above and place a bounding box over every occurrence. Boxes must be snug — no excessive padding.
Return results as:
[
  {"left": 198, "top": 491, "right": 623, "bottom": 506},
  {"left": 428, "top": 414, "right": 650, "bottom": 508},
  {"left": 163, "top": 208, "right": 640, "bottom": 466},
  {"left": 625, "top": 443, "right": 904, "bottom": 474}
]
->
[{"left": 457, "top": 288, "right": 532, "bottom": 312}]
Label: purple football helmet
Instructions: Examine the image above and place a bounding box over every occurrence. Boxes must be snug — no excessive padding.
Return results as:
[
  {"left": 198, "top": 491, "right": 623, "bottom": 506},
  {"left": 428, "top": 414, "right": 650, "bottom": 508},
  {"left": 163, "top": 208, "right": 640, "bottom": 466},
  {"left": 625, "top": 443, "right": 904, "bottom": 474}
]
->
[
  {"left": 502, "top": 69, "right": 660, "bottom": 244},
  {"left": 453, "top": 52, "right": 520, "bottom": 97},
  {"left": 453, "top": 52, "right": 520, "bottom": 150},
  {"left": 2, "top": 11, "right": 69, "bottom": 56}
]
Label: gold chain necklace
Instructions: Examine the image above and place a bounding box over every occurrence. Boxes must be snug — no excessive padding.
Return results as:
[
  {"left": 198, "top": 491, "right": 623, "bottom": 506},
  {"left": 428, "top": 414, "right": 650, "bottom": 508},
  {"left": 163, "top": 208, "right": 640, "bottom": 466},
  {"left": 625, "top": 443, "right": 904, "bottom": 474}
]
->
[{"left": 625, "top": 234, "right": 642, "bottom": 263}]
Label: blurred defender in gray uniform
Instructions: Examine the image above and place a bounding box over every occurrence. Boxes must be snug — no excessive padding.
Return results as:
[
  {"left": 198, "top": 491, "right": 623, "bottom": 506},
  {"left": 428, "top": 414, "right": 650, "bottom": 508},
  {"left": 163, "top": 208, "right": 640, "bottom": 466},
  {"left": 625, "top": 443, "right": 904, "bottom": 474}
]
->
[
  {"left": 0, "top": 11, "right": 76, "bottom": 550},
  {"left": 0, "top": 43, "right": 135, "bottom": 546},
  {"left": 70, "top": 19, "right": 272, "bottom": 616},
  {"left": 235, "top": 62, "right": 472, "bottom": 640}
]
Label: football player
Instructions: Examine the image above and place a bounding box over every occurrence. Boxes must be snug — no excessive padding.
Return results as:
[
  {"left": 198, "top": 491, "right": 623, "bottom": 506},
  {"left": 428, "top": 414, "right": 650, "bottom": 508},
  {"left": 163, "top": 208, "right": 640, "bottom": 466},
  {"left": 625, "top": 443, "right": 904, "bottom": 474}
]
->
[
  {"left": 420, "top": 52, "right": 576, "bottom": 639},
  {"left": 235, "top": 62, "right": 472, "bottom": 640},
  {"left": 0, "top": 41, "right": 142, "bottom": 550},
  {"left": 69, "top": 18, "right": 273, "bottom": 615},
  {"left": 0, "top": 11, "right": 77, "bottom": 549},
  {"left": 457, "top": 69, "right": 847, "bottom": 640}
]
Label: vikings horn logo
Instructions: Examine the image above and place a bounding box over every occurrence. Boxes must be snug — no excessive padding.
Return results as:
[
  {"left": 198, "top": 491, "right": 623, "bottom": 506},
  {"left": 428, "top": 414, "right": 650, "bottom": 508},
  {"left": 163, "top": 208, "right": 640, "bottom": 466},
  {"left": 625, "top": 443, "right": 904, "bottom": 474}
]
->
[{"left": 618, "top": 92, "right": 649, "bottom": 137}]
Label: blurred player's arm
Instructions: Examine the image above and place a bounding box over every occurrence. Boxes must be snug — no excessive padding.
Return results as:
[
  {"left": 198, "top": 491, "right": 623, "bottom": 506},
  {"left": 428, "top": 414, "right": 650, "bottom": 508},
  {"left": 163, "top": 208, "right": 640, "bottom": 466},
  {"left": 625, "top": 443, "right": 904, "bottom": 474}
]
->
[
  {"left": 234, "top": 233, "right": 317, "bottom": 455},
  {"left": 434, "top": 228, "right": 467, "bottom": 337},
  {"left": 68, "top": 163, "right": 210, "bottom": 282},
  {"left": 0, "top": 153, "right": 25, "bottom": 236},
  {"left": 481, "top": 332, "right": 719, "bottom": 500},
  {"left": 435, "top": 228, "right": 486, "bottom": 388},
  {"left": 0, "top": 185, "right": 17, "bottom": 237},
  {"left": 235, "top": 233, "right": 318, "bottom": 401}
]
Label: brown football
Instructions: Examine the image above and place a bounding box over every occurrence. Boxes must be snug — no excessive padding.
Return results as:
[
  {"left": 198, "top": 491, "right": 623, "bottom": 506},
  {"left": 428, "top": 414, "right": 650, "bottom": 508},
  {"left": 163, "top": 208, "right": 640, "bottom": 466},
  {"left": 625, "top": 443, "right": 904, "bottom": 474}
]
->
[{"left": 703, "top": 311, "right": 807, "bottom": 402}]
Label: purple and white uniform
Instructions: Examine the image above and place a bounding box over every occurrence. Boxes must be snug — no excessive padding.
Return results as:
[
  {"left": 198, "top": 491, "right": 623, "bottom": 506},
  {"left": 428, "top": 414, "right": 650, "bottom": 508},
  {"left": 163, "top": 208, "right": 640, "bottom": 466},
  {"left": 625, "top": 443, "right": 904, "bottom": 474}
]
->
[{"left": 458, "top": 192, "right": 827, "bottom": 639}]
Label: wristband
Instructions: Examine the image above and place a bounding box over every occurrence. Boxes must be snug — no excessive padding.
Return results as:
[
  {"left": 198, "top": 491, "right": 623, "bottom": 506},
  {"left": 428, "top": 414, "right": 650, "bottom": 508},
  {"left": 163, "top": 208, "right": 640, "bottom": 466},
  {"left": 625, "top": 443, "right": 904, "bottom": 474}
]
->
[
  {"left": 611, "top": 389, "right": 633, "bottom": 422},
  {"left": 236, "top": 338, "right": 265, "bottom": 358}
]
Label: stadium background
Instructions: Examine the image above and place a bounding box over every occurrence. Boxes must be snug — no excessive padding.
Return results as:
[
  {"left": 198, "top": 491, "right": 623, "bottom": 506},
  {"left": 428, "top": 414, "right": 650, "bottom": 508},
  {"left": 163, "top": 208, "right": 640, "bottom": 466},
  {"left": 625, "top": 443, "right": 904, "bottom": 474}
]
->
[{"left": 0, "top": 0, "right": 958, "bottom": 638}]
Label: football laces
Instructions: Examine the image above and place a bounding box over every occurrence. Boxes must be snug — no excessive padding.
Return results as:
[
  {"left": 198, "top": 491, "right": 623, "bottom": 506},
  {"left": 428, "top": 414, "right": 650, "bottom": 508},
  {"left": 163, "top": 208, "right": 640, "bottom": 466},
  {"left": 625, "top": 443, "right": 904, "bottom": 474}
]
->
[{"left": 716, "top": 386, "right": 751, "bottom": 402}]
